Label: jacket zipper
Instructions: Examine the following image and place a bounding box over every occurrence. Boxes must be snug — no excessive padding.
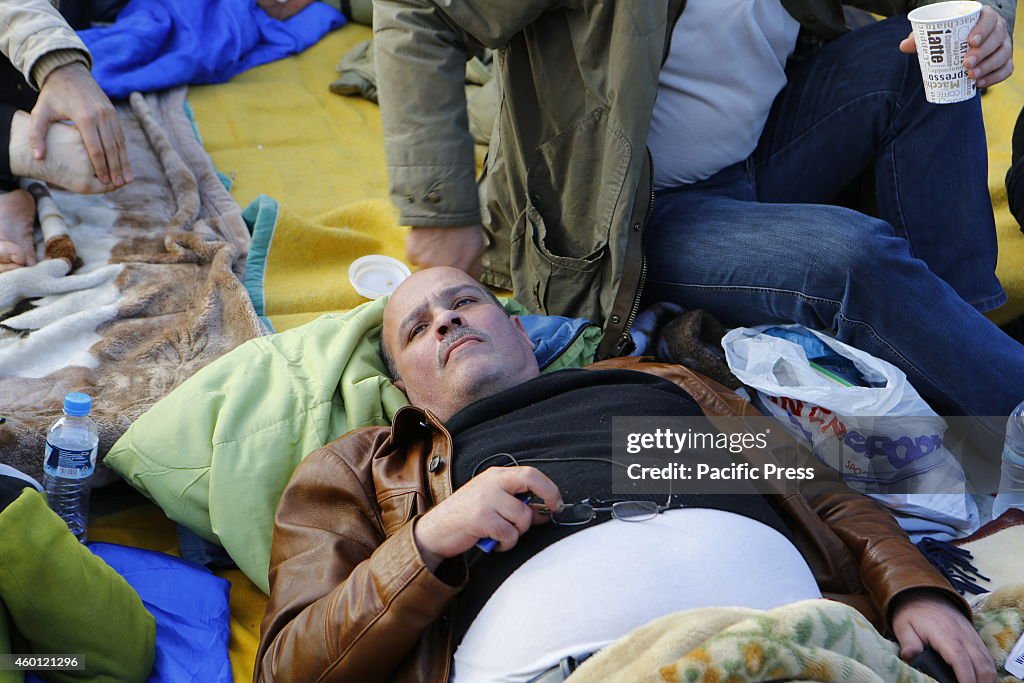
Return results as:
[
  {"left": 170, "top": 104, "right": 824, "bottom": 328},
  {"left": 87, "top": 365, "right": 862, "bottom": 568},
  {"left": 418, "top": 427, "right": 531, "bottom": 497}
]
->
[
  {"left": 613, "top": 150, "right": 654, "bottom": 357},
  {"left": 611, "top": 0, "right": 687, "bottom": 357}
]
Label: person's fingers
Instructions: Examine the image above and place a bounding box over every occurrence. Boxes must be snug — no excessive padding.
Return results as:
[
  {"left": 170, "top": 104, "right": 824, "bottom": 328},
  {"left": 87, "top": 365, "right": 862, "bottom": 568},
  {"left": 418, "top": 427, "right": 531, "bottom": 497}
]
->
[
  {"left": 893, "top": 619, "right": 924, "bottom": 660},
  {"left": 511, "top": 467, "right": 563, "bottom": 513},
  {"left": 96, "top": 112, "right": 124, "bottom": 186},
  {"left": 973, "top": 43, "right": 1013, "bottom": 85},
  {"left": 966, "top": 643, "right": 996, "bottom": 683},
  {"left": 968, "top": 8, "right": 998, "bottom": 50},
  {"left": 965, "top": 31, "right": 1004, "bottom": 70},
  {"left": 978, "top": 59, "right": 1013, "bottom": 88},
  {"left": 0, "top": 241, "right": 26, "bottom": 265},
  {"left": 28, "top": 107, "right": 54, "bottom": 161},
  {"left": 933, "top": 641, "right": 978, "bottom": 683},
  {"left": 966, "top": 27, "right": 1009, "bottom": 75},
  {"left": 95, "top": 126, "right": 120, "bottom": 188},
  {"left": 494, "top": 492, "right": 534, "bottom": 535},
  {"left": 73, "top": 116, "right": 110, "bottom": 185},
  {"left": 962, "top": 630, "right": 997, "bottom": 683},
  {"left": 898, "top": 32, "right": 917, "bottom": 54},
  {"left": 110, "top": 117, "right": 133, "bottom": 183},
  {"left": 22, "top": 239, "right": 36, "bottom": 266},
  {"left": 485, "top": 513, "right": 521, "bottom": 552}
]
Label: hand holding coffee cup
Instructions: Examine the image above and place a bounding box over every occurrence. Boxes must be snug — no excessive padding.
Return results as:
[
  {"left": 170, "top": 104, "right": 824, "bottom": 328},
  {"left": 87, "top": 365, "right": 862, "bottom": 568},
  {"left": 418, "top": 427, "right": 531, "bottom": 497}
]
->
[{"left": 900, "top": 2, "right": 1013, "bottom": 103}]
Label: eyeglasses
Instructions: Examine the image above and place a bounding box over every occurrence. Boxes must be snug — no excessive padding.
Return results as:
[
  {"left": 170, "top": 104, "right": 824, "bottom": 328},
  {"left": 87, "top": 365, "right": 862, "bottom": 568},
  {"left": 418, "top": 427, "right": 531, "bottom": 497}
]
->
[
  {"left": 470, "top": 452, "right": 674, "bottom": 527},
  {"left": 540, "top": 496, "right": 672, "bottom": 526}
]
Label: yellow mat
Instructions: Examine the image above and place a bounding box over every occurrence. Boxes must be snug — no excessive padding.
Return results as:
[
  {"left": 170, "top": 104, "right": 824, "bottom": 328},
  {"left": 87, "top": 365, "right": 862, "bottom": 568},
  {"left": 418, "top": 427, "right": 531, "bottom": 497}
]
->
[{"left": 189, "top": 25, "right": 406, "bottom": 332}]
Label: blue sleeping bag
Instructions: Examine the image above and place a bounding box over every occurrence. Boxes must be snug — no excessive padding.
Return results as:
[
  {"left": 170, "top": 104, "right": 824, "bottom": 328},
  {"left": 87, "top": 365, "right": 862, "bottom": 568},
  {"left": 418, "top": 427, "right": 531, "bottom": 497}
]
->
[
  {"left": 79, "top": 0, "right": 346, "bottom": 98},
  {"left": 26, "top": 543, "right": 232, "bottom": 683}
]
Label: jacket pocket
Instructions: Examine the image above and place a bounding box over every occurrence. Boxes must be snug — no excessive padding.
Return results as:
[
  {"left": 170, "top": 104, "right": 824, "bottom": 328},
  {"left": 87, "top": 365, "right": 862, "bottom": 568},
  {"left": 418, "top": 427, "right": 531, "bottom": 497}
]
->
[
  {"left": 517, "top": 203, "right": 606, "bottom": 318},
  {"left": 378, "top": 490, "right": 418, "bottom": 537},
  {"left": 526, "top": 107, "right": 630, "bottom": 254}
]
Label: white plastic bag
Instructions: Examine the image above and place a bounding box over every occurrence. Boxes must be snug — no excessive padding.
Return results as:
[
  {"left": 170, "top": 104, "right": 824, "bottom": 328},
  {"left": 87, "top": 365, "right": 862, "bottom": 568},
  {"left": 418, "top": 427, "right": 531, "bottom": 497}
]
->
[{"left": 723, "top": 324, "right": 978, "bottom": 534}]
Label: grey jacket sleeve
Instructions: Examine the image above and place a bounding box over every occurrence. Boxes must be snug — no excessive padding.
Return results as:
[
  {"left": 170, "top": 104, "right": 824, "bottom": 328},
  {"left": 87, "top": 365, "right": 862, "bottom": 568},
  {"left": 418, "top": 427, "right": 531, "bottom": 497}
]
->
[
  {"left": 0, "top": 0, "right": 91, "bottom": 88},
  {"left": 373, "top": 0, "right": 570, "bottom": 227}
]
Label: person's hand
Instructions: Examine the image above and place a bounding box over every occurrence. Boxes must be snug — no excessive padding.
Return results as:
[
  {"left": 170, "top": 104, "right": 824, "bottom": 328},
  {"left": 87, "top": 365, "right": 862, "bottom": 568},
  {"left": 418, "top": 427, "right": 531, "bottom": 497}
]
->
[
  {"left": 891, "top": 589, "right": 995, "bottom": 683},
  {"left": 257, "top": 0, "right": 315, "bottom": 20},
  {"left": 899, "top": 7, "right": 1013, "bottom": 88},
  {"left": 407, "top": 225, "right": 486, "bottom": 279},
  {"left": 413, "top": 466, "right": 562, "bottom": 570},
  {"left": 30, "top": 62, "right": 131, "bottom": 188}
]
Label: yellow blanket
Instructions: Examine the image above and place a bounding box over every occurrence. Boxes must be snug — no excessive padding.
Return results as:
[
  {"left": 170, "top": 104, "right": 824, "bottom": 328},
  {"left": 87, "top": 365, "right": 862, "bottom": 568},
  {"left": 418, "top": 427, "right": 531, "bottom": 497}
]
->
[{"left": 189, "top": 25, "right": 405, "bottom": 333}]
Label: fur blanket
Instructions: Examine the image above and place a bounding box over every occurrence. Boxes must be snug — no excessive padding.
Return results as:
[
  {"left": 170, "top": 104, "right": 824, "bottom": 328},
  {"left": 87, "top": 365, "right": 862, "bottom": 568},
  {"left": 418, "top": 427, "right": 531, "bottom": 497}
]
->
[{"left": 0, "top": 88, "right": 260, "bottom": 483}]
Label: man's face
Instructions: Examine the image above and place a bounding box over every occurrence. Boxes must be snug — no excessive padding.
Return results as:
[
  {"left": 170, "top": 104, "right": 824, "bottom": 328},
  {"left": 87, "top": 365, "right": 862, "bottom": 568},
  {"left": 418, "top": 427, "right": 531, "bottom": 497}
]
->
[{"left": 382, "top": 267, "right": 540, "bottom": 421}]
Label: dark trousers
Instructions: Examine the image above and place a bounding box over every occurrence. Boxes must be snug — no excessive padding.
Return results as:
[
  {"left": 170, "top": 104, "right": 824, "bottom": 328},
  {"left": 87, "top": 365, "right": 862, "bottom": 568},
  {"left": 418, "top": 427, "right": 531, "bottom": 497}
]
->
[{"left": 1009, "top": 106, "right": 1024, "bottom": 230}]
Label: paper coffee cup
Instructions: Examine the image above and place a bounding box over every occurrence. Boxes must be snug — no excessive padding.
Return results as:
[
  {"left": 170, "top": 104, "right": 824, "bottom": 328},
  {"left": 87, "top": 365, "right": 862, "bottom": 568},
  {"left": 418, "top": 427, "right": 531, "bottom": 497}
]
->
[{"left": 908, "top": 1, "right": 982, "bottom": 104}]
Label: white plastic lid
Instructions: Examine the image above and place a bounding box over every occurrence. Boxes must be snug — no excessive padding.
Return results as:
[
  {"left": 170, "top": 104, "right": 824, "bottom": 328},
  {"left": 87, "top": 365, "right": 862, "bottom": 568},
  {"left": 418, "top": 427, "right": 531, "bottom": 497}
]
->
[{"left": 349, "top": 255, "right": 412, "bottom": 299}]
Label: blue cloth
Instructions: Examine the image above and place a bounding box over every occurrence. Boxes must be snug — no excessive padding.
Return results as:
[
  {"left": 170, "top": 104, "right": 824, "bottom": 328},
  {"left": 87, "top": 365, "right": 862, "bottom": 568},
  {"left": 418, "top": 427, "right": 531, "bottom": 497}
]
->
[
  {"left": 176, "top": 524, "right": 236, "bottom": 569},
  {"left": 79, "top": 0, "right": 346, "bottom": 98},
  {"left": 25, "top": 543, "right": 232, "bottom": 683},
  {"left": 760, "top": 326, "right": 870, "bottom": 388},
  {"left": 518, "top": 314, "right": 593, "bottom": 370},
  {"left": 644, "top": 16, "right": 1019, "bottom": 420}
]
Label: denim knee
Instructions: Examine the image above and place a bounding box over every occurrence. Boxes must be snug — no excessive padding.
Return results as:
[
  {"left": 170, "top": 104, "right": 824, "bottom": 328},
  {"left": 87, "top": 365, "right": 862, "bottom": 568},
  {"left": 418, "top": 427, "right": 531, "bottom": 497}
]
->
[{"left": 801, "top": 212, "right": 912, "bottom": 295}]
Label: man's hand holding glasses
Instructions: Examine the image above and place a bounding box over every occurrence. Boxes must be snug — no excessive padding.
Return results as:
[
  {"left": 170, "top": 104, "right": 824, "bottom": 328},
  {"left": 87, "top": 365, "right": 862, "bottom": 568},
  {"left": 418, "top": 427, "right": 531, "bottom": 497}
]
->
[{"left": 412, "top": 466, "right": 563, "bottom": 571}]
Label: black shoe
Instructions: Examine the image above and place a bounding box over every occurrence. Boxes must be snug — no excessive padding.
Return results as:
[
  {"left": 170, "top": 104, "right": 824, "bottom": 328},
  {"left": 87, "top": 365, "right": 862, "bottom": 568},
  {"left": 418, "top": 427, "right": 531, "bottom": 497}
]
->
[{"left": 0, "top": 464, "right": 42, "bottom": 513}]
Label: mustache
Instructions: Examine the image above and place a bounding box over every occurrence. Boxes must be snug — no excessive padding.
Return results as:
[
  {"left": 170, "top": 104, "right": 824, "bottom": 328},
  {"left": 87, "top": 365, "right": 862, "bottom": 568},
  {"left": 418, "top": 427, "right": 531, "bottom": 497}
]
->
[{"left": 437, "top": 327, "right": 490, "bottom": 367}]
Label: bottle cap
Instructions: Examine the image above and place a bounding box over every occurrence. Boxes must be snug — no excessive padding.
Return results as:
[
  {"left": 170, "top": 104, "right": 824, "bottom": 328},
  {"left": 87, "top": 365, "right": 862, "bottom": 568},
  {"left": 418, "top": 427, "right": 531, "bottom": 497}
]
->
[
  {"left": 64, "top": 392, "right": 92, "bottom": 416},
  {"left": 348, "top": 255, "right": 411, "bottom": 299}
]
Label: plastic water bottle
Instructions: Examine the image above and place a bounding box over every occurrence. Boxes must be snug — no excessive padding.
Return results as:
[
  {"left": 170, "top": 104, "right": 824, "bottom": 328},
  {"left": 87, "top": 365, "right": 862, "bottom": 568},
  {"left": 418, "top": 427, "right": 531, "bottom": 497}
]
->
[
  {"left": 42, "top": 392, "right": 99, "bottom": 542},
  {"left": 994, "top": 401, "right": 1024, "bottom": 519}
]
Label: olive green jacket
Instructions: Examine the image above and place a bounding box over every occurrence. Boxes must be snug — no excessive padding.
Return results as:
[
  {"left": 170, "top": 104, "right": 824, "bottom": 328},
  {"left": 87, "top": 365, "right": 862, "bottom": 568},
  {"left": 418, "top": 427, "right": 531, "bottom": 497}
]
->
[{"left": 374, "top": 0, "right": 1015, "bottom": 359}]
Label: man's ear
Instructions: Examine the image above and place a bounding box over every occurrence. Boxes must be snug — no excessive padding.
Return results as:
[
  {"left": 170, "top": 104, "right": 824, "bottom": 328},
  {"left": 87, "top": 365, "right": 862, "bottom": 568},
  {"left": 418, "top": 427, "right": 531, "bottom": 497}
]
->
[{"left": 511, "top": 316, "right": 535, "bottom": 348}]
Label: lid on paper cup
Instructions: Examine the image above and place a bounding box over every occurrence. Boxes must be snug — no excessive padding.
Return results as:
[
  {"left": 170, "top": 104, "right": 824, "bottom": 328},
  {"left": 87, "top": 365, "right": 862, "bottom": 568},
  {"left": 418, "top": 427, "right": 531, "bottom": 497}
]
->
[{"left": 349, "top": 255, "right": 412, "bottom": 299}]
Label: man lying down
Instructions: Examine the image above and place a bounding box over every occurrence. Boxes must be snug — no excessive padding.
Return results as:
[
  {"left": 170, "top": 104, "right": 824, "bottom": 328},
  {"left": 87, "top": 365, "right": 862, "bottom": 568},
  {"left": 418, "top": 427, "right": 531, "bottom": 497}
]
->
[{"left": 255, "top": 266, "right": 993, "bottom": 683}]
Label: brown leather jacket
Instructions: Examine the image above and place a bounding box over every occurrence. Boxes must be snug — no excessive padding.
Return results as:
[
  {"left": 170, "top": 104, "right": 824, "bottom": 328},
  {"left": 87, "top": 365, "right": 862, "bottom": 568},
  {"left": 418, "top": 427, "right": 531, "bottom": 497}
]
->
[{"left": 255, "top": 359, "right": 968, "bottom": 683}]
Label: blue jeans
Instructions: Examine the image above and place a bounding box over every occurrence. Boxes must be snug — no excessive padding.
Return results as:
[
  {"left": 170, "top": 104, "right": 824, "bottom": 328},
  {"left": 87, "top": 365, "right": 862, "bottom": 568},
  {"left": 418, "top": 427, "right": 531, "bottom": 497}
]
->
[{"left": 645, "top": 16, "right": 1022, "bottom": 421}]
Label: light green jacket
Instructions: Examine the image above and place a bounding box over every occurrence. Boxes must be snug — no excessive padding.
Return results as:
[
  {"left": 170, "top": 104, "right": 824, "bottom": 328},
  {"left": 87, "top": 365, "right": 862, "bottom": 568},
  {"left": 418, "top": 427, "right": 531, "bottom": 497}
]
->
[{"left": 374, "top": 0, "right": 1015, "bottom": 360}]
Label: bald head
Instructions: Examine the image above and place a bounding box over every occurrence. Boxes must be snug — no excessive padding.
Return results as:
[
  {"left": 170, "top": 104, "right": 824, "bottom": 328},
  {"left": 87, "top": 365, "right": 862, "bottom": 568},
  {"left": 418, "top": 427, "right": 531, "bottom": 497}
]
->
[{"left": 381, "top": 267, "right": 539, "bottom": 421}]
